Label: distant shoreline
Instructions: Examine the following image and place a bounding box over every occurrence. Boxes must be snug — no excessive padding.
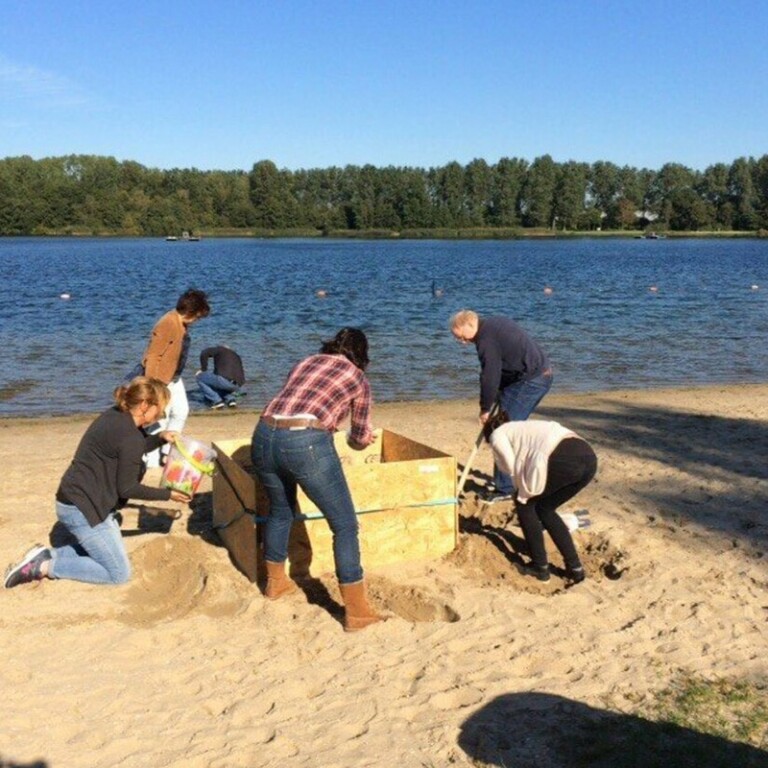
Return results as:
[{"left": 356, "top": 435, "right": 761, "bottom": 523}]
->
[{"left": 2, "top": 228, "right": 765, "bottom": 240}]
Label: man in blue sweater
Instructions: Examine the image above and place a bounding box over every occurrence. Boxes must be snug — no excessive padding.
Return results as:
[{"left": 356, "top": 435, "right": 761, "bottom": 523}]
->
[{"left": 450, "top": 309, "right": 553, "bottom": 503}]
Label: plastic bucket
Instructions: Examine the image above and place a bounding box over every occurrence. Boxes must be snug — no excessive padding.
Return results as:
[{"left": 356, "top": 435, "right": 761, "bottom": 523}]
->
[{"left": 160, "top": 437, "right": 216, "bottom": 496}]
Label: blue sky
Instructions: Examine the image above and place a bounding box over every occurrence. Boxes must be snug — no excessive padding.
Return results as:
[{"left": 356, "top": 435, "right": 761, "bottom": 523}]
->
[{"left": 1, "top": 0, "right": 766, "bottom": 173}]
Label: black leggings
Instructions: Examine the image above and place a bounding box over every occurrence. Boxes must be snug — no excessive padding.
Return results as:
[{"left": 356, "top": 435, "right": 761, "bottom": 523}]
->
[{"left": 516, "top": 438, "right": 597, "bottom": 570}]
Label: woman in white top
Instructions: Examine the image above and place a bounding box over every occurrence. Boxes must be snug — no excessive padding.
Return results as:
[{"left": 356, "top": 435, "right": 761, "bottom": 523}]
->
[{"left": 486, "top": 414, "right": 597, "bottom": 584}]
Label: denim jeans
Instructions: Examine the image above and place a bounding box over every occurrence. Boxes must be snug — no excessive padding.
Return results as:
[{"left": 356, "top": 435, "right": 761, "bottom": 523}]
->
[
  {"left": 251, "top": 419, "right": 363, "bottom": 584},
  {"left": 196, "top": 371, "right": 239, "bottom": 405},
  {"left": 494, "top": 370, "right": 553, "bottom": 494},
  {"left": 49, "top": 501, "right": 132, "bottom": 584}
]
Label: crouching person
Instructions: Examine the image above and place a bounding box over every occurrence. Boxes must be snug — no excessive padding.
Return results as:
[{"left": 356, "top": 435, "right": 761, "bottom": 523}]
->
[
  {"left": 486, "top": 413, "right": 597, "bottom": 584},
  {"left": 4, "top": 377, "right": 191, "bottom": 588},
  {"left": 251, "top": 328, "right": 384, "bottom": 631}
]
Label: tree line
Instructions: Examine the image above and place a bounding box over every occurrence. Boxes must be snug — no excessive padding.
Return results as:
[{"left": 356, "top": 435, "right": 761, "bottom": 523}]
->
[{"left": 1, "top": 153, "right": 767, "bottom": 236}]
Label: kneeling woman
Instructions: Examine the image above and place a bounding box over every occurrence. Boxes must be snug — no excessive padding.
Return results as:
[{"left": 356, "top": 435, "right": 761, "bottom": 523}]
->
[
  {"left": 486, "top": 414, "right": 597, "bottom": 584},
  {"left": 4, "top": 377, "right": 191, "bottom": 588},
  {"left": 251, "top": 328, "right": 383, "bottom": 632}
]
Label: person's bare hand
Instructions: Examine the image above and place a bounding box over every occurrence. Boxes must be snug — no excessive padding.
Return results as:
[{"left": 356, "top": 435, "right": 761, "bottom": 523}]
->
[
  {"left": 170, "top": 490, "right": 192, "bottom": 504},
  {"left": 348, "top": 431, "right": 378, "bottom": 450}
]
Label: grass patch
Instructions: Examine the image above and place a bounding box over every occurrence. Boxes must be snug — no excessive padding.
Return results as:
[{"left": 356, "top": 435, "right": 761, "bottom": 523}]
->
[
  {"left": 574, "top": 674, "right": 768, "bottom": 768},
  {"left": 460, "top": 674, "right": 768, "bottom": 768},
  {"left": 648, "top": 673, "right": 768, "bottom": 748}
]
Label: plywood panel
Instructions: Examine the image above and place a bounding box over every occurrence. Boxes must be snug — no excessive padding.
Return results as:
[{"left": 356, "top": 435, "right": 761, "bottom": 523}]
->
[
  {"left": 212, "top": 446, "right": 260, "bottom": 582},
  {"left": 291, "top": 504, "right": 457, "bottom": 576},
  {"left": 212, "top": 428, "right": 457, "bottom": 580}
]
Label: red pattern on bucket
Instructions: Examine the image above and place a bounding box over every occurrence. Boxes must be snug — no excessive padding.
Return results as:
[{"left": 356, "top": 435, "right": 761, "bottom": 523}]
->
[{"left": 160, "top": 438, "right": 216, "bottom": 496}]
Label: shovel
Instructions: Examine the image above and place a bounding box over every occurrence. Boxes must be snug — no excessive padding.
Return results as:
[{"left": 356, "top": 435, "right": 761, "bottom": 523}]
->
[{"left": 457, "top": 400, "right": 500, "bottom": 498}]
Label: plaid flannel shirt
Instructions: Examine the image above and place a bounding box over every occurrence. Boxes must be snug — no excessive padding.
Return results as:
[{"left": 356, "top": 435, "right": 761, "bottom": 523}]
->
[{"left": 263, "top": 354, "right": 374, "bottom": 446}]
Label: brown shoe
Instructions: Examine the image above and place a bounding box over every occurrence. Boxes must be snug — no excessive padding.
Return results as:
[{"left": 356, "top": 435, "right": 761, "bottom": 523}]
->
[
  {"left": 339, "top": 580, "right": 385, "bottom": 632},
  {"left": 264, "top": 560, "right": 298, "bottom": 600}
]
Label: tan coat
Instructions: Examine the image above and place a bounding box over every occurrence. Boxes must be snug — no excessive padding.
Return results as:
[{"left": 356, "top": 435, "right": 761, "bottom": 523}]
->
[{"left": 142, "top": 310, "right": 186, "bottom": 384}]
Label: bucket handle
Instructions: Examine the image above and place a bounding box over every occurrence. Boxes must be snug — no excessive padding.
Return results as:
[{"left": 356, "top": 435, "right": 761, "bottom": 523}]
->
[{"left": 174, "top": 440, "right": 216, "bottom": 475}]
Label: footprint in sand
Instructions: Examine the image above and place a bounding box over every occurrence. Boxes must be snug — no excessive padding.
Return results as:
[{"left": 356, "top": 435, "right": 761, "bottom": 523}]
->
[
  {"left": 367, "top": 578, "right": 461, "bottom": 623},
  {"left": 309, "top": 574, "right": 461, "bottom": 624}
]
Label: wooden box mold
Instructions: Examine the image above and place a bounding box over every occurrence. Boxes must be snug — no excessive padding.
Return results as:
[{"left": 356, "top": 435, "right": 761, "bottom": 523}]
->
[{"left": 211, "top": 429, "right": 457, "bottom": 582}]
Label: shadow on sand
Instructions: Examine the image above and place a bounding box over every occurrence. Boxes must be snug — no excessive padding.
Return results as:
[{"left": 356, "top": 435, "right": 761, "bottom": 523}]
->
[
  {"left": 458, "top": 691, "right": 768, "bottom": 767},
  {"left": 534, "top": 398, "right": 768, "bottom": 548}
]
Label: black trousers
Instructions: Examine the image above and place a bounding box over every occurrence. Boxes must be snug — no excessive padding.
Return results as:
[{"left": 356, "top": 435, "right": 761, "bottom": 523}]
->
[{"left": 516, "top": 438, "right": 598, "bottom": 570}]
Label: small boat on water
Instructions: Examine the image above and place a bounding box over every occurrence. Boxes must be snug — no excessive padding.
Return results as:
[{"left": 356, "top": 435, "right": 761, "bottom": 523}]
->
[{"left": 165, "top": 232, "right": 201, "bottom": 241}]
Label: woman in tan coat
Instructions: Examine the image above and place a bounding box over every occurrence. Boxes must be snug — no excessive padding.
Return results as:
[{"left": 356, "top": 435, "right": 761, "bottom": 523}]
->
[{"left": 141, "top": 289, "right": 210, "bottom": 465}]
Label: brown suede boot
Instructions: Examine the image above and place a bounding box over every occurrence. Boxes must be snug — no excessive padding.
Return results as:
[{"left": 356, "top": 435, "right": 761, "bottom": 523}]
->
[
  {"left": 340, "top": 580, "right": 384, "bottom": 632},
  {"left": 264, "top": 560, "right": 297, "bottom": 600}
]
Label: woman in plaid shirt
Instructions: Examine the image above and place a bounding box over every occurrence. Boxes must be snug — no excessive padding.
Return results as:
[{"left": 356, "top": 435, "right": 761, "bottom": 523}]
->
[{"left": 251, "top": 328, "right": 384, "bottom": 632}]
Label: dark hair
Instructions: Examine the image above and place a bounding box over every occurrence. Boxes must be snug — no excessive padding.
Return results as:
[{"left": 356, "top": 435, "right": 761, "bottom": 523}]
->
[
  {"left": 483, "top": 409, "right": 509, "bottom": 443},
  {"left": 320, "top": 327, "right": 370, "bottom": 371},
  {"left": 176, "top": 289, "right": 210, "bottom": 318}
]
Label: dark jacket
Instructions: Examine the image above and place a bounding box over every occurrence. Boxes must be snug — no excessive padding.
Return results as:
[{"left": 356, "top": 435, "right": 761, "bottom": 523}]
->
[{"left": 199, "top": 346, "right": 245, "bottom": 386}]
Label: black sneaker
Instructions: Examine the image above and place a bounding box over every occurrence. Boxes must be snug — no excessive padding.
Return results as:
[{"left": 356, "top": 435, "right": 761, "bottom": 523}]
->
[
  {"left": 566, "top": 566, "right": 586, "bottom": 585},
  {"left": 522, "top": 563, "right": 551, "bottom": 582},
  {"left": 4, "top": 545, "right": 51, "bottom": 588},
  {"left": 226, "top": 400, "right": 237, "bottom": 408},
  {"left": 210, "top": 402, "right": 225, "bottom": 410}
]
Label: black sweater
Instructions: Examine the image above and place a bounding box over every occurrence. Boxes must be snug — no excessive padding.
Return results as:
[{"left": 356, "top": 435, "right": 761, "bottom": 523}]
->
[{"left": 56, "top": 408, "right": 171, "bottom": 526}]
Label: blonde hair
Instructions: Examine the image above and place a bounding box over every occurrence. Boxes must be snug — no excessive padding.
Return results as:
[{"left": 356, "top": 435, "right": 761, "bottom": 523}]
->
[
  {"left": 449, "top": 309, "right": 478, "bottom": 330},
  {"left": 114, "top": 376, "right": 170, "bottom": 413}
]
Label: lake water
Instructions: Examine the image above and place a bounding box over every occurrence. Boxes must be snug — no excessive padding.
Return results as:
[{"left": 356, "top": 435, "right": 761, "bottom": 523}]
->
[{"left": 1, "top": 236, "right": 767, "bottom": 417}]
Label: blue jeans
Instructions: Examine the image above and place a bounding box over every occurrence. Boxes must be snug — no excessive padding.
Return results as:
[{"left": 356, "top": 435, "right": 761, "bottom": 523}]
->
[
  {"left": 493, "top": 370, "right": 554, "bottom": 494},
  {"left": 49, "top": 501, "right": 132, "bottom": 584},
  {"left": 251, "top": 420, "right": 363, "bottom": 584},
  {"left": 196, "top": 371, "right": 239, "bottom": 405}
]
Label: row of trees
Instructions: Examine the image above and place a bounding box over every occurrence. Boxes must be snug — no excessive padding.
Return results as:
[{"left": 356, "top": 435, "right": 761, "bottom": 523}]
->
[{"left": 2, "top": 153, "right": 768, "bottom": 236}]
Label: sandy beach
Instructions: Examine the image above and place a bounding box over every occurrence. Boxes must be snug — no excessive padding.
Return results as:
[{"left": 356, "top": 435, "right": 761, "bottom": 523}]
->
[{"left": 1, "top": 385, "right": 767, "bottom": 767}]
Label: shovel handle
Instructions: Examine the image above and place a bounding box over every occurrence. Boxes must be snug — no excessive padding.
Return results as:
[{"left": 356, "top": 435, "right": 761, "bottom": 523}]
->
[{"left": 457, "top": 400, "right": 500, "bottom": 498}]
